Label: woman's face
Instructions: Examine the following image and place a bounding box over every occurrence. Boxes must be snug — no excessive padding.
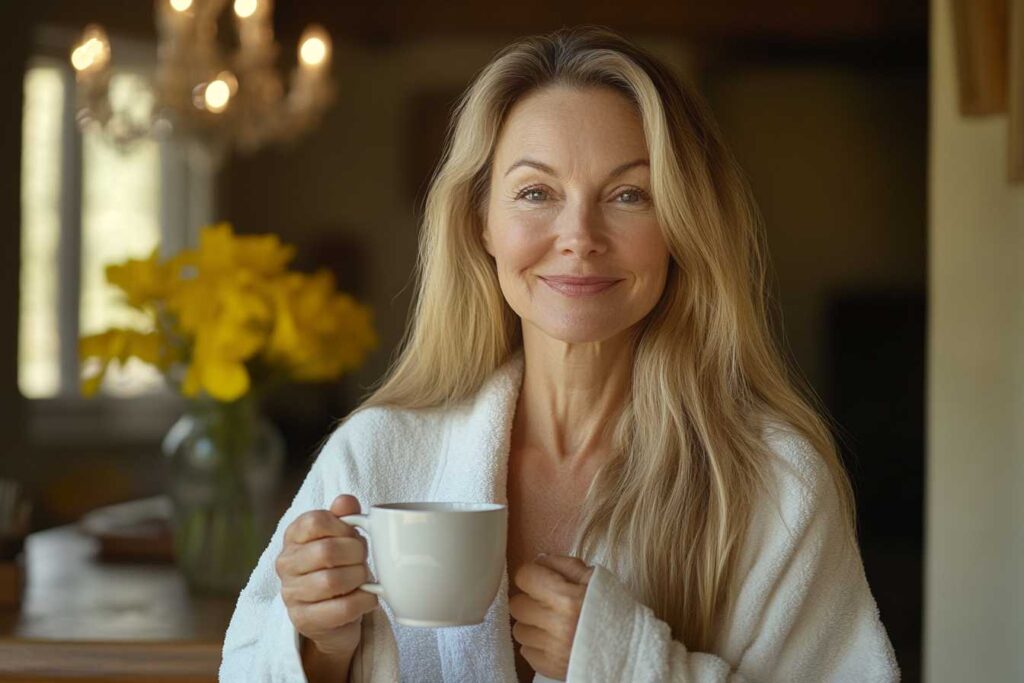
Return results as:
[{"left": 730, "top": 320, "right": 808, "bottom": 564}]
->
[{"left": 483, "top": 85, "right": 670, "bottom": 345}]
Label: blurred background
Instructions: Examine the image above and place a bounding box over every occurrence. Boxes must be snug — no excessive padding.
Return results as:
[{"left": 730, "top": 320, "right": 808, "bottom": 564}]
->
[{"left": 0, "top": 0, "right": 1020, "bottom": 681}]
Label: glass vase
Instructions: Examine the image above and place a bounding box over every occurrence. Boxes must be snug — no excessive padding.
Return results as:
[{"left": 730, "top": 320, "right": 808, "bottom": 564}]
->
[{"left": 161, "top": 393, "right": 285, "bottom": 595}]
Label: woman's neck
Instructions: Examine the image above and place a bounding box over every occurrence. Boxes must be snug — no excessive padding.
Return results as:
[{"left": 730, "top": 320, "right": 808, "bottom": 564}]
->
[{"left": 514, "top": 324, "right": 633, "bottom": 469}]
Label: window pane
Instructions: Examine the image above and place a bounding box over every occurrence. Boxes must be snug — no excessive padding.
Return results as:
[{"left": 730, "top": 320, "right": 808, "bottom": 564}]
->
[
  {"left": 18, "top": 65, "right": 63, "bottom": 398},
  {"left": 80, "top": 71, "right": 164, "bottom": 397}
]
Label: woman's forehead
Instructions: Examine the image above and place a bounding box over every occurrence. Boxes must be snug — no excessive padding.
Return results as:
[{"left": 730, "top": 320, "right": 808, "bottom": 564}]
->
[{"left": 493, "top": 87, "right": 648, "bottom": 174}]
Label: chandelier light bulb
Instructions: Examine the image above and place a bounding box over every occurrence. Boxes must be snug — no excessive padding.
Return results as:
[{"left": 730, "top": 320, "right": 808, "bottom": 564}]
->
[
  {"left": 169, "top": 0, "right": 193, "bottom": 12},
  {"left": 204, "top": 79, "right": 232, "bottom": 113},
  {"left": 300, "top": 38, "right": 326, "bottom": 66},
  {"left": 298, "top": 25, "right": 331, "bottom": 67},
  {"left": 234, "top": 0, "right": 258, "bottom": 19},
  {"left": 71, "top": 24, "right": 111, "bottom": 73},
  {"left": 70, "top": 44, "right": 94, "bottom": 72}
]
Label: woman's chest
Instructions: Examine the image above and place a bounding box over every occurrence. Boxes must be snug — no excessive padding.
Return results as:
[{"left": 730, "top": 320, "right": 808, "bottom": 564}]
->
[
  {"left": 505, "top": 448, "right": 595, "bottom": 591},
  {"left": 505, "top": 444, "right": 611, "bottom": 682}
]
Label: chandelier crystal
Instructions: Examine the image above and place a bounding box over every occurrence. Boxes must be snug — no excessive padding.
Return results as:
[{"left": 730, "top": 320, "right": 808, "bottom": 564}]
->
[{"left": 70, "top": 0, "right": 334, "bottom": 157}]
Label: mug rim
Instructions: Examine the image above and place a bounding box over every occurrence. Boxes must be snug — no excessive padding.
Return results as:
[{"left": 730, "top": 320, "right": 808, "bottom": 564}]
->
[{"left": 373, "top": 502, "right": 506, "bottom": 514}]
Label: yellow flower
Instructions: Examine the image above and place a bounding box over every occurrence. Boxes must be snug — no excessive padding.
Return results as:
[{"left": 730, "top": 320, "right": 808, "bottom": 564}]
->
[
  {"left": 78, "top": 329, "right": 169, "bottom": 396},
  {"left": 181, "top": 333, "right": 251, "bottom": 402},
  {"left": 104, "top": 248, "right": 170, "bottom": 310},
  {"left": 264, "top": 270, "right": 377, "bottom": 381},
  {"left": 176, "top": 271, "right": 275, "bottom": 401},
  {"left": 196, "top": 222, "right": 295, "bottom": 277},
  {"left": 79, "top": 222, "right": 376, "bottom": 401}
]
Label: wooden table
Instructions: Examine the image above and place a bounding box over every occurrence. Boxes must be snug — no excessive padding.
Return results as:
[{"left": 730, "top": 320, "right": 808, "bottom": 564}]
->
[{"left": 0, "top": 525, "right": 236, "bottom": 682}]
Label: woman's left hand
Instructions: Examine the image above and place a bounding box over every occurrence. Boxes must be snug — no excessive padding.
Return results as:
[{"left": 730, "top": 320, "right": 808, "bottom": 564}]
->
[{"left": 509, "top": 553, "right": 595, "bottom": 681}]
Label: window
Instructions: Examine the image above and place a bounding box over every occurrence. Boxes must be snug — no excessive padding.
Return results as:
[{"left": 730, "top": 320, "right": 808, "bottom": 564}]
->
[
  {"left": 19, "top": 64, "right": 63, "bottom": 399},
  {"left": 19, "top": 28, "right": 213, "bottom": 443}
]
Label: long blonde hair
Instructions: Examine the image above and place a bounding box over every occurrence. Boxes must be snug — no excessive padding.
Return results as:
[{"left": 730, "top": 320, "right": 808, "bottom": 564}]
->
[{"left": 355, "top": 26, "right": 857, "bottom": 651}]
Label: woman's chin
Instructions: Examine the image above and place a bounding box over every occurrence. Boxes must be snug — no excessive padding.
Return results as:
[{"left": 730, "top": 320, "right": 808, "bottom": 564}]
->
[{"left": 529, "top": 319, "right": 627, "bottom": 345}]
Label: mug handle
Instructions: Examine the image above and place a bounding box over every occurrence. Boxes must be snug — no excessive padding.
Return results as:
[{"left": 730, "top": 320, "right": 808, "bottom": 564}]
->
[{"left": 339, "top": 514, "right": 385, "bottom": 596}]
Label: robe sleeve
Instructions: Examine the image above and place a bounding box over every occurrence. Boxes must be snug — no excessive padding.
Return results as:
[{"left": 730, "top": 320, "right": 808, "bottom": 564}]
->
[{"left": 564, "top": 448, "right": 900, "bottom": 683}]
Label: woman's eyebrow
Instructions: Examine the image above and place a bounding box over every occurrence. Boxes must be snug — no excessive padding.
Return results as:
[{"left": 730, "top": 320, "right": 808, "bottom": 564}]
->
[{"left": 503, "top": 157, "right": 649, "bottom": 179}]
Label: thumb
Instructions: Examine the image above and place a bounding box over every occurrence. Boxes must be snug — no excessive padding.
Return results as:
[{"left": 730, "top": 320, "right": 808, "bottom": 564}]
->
[
  {"left": 535, "top": 554, "right": 595, "bottom": 585},
  {"left": 329, "top": 494, "right": 361, "bottom": 518}
]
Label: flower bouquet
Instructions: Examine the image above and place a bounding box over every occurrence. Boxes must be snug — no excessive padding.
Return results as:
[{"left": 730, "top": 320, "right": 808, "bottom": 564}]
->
[{"left": 79, "top": 222, "right": 376, "bottom": 593}]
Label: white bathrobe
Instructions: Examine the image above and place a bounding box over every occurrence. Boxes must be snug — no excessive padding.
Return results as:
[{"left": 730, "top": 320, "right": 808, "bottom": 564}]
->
[{"left": 220, "top": 351, "right": 900, "bottom": 682}]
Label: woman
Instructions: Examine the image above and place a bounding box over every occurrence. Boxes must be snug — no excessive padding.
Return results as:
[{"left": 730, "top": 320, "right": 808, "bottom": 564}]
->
[{"left": 221, "top": 26, "right": 900, "bottom": 682}]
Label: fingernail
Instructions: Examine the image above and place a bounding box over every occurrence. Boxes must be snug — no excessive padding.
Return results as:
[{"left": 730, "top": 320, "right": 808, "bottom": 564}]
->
[{"left": 536, "top": 552, "right": 547, "bottom": 559}]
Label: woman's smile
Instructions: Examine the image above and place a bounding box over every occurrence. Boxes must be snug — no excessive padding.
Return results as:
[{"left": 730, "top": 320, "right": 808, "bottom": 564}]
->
[{"left": 538, "top": 275, "right": 623, "bottom": 297}]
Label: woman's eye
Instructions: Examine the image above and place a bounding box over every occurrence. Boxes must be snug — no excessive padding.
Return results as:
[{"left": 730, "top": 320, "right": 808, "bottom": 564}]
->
[
  {"left": 512, "top": 186, "right": 649, "bottom": 204},
  {"left": 616, "top": 188, "right": 650, "bottom": 204},
  {"left": 514, "top": 186, "right": 549, "bottom": 202}
]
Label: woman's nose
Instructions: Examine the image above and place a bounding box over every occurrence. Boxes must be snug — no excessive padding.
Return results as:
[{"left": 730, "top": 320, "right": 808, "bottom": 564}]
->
[{"left": 555, "top": 201, "right": 608, "bottom": 257}]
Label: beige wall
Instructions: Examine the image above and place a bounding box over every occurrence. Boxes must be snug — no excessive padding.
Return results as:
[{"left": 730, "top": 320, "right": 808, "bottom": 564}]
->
[{"left": 926, "top": 0, "right": 1024, "bottom": 680}]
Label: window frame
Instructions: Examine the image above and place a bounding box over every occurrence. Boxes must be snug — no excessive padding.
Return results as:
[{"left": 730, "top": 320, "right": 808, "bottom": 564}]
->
[{"left": 22, "top": 25, "right": 213, "bottom": 447}]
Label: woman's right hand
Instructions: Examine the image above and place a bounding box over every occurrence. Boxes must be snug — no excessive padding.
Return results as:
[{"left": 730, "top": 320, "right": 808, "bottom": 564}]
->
[{"left": 276, "top": 494, "right": 379, "bottom": 659}]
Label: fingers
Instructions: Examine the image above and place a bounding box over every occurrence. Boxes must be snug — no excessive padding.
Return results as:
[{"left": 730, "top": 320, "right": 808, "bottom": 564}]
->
[
  {"left": 277, "top": 536, "right": 367, "bottom": 579},
  {"left": 514, "top": 560, "right": 585, "bottom": 609},
  {"left": 508, "top": 591, "right": 563, "bottom": 632},
  {"left": 284, "top": 505, "right": 362, "bottom": 546},
  {"left": 519, "top": 644, "right": 562, "bottom": 679},
  {"left": 283, "top": 563, "right": 370, "bottom": 604},
  {"left": 329, "top": 494, "right": 361, "bottom": 518},
  {"left": 287, "top": 589, "right": 380, "bottom": 634},
  {"left": 534, "top": 554, "right": 594, "bottom": 585},
  {"left": 511, "top": 620, "right": 549, "bottom": 650}
]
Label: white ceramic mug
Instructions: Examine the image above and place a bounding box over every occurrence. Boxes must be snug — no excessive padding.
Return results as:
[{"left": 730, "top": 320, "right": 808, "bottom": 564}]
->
[{"left": 340, "top": 502, "right": 507, "bottom": 627}]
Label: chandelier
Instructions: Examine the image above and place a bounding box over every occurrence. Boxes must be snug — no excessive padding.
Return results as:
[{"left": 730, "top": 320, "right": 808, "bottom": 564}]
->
[{"left": 69, "top": 0, "right": 334, "bottom": 157}]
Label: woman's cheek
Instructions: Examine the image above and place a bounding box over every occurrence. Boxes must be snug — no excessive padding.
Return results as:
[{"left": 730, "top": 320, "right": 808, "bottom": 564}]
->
[
  {"left": 502, "top": 238, "right": 549, "bottom": 283},
  {"left": 505, "top": 218, "right": 549, "bottom": 253}
]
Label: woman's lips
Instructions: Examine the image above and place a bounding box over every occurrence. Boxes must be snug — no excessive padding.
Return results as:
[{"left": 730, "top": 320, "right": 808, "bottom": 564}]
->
[{"left": 539, "top": 276, "right": 622, "bottom": 297}]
